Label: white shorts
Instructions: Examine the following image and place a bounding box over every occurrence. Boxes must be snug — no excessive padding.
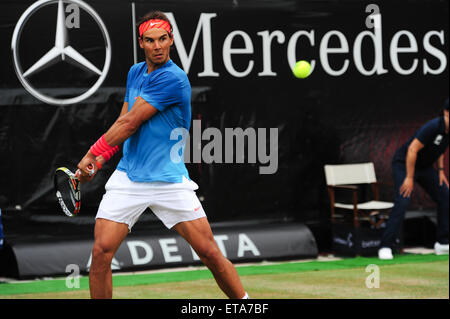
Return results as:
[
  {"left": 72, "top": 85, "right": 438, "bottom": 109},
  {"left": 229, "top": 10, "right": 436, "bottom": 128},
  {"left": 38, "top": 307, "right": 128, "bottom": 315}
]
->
[{"left": 96, "top": 170, "right": 206, "bottom": 231}]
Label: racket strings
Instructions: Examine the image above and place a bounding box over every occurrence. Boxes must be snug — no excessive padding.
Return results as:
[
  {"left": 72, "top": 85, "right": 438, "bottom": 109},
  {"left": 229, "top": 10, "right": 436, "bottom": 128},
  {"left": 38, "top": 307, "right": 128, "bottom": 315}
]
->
[{"left": 55, "top": 171, "right": 80, "bottom": 215}]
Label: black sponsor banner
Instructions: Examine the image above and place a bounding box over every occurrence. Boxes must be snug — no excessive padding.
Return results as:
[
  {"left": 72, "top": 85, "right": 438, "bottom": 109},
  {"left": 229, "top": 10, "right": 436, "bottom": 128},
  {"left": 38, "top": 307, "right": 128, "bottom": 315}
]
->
[
  {"left": 331, "top": 222, "right": 403, "bottom": 257},
  {"left": 0, "top": 0, "right": 448, "bottom": 225},
  {"left": 9, "top": 222, "right": 317, "bottom": 278}
]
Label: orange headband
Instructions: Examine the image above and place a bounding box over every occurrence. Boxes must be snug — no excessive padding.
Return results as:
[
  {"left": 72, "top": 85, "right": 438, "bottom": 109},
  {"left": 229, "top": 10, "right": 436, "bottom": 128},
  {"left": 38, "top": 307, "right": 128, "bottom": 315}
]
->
[{"left": 139, "top": 19, "right": 172, "bottom": 37}]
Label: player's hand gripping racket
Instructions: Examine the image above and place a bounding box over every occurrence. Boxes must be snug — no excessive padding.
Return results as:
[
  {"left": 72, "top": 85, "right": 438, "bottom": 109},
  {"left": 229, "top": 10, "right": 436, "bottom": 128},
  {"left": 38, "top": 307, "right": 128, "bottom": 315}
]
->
[{"left": 54, "top": 163, "right": 96, "bottom": 217}]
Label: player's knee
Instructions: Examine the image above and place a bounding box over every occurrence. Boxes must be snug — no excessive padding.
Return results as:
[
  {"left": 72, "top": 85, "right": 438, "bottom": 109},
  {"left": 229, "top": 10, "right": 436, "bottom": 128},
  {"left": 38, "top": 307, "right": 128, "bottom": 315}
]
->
[
  {"left": 197, "top": 244, "right": 223, "bottom": 266},
  {"left": 91, "top": 243, "right": 114, "bottom": 266}
]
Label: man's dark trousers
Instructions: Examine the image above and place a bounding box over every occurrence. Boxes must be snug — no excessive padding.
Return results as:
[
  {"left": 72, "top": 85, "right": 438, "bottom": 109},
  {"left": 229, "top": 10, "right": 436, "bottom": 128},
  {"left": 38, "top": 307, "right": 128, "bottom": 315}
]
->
[{"left": 380, "top": 161, "right": 449, "bottom": 248}]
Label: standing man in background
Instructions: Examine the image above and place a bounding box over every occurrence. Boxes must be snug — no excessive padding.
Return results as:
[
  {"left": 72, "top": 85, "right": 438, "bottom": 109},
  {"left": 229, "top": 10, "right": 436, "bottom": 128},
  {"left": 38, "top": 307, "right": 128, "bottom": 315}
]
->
[
  {"left": 77, "top": 11, "right": 248, "bottom": 299},
  {"left": 378, "top": 99, "right": 449, "bottom": 260}
]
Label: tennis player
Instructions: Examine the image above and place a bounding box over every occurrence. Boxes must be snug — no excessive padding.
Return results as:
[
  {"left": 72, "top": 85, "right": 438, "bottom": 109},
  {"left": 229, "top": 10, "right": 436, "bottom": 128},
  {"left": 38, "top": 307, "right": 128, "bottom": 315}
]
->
[{"left": 77, "top": 11, "right": 248, "bottom": 299}]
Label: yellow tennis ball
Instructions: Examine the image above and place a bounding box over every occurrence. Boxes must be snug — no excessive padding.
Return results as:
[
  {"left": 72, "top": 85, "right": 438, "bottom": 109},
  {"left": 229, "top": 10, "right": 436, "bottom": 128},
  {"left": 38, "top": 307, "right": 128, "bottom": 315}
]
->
[{"left": 293, "top": 60, "right": 311, "bottom": 78}]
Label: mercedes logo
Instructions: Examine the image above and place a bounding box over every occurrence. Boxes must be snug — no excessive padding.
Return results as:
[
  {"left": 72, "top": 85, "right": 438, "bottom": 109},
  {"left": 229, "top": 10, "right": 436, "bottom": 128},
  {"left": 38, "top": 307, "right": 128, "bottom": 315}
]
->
[{"left": 11, "top": 0, "right": 112, "bottom": 105}]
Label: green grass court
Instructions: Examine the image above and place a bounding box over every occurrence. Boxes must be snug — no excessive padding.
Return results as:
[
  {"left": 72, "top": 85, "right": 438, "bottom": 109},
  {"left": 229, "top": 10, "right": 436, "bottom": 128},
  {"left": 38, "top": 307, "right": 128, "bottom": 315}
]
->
[{"left": 0, "top": 253, "right": 448, "bottom": 299}]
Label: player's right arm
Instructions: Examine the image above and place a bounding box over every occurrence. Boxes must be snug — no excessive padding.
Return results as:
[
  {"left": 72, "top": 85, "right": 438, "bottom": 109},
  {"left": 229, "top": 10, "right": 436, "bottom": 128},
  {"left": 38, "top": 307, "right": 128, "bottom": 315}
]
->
[{"left": 400, "top": 138, "right": 424, "bottom": 197}]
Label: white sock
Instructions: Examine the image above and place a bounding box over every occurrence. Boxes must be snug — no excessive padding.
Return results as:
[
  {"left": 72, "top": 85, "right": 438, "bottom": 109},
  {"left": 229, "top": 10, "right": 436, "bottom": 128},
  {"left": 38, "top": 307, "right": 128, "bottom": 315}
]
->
[{"left": 241, "top": 292, "right": 249, "bottom": 299}]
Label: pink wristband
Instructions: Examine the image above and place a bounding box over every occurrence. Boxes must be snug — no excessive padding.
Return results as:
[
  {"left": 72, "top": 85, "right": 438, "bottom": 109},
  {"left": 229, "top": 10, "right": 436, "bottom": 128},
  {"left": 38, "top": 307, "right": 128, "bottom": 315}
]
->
[
  {"left": 90, "top": 135, "right": 114, "bottom": 157},
  {"left": 102, "top": 145, "right": 120, "bottom": 162}
]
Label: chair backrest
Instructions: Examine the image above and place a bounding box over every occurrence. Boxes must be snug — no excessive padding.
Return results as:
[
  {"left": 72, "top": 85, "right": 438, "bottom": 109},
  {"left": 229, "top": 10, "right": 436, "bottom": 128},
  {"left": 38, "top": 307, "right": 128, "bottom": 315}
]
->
[{"left": 324, "top": 162, "right": 377, "bottom": 186}]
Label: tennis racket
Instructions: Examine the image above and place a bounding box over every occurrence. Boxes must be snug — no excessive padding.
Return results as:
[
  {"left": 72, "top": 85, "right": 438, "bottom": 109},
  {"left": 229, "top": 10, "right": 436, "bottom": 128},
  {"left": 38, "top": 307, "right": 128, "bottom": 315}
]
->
[{"left": 53, "top": 163, "right": 96, "bottom": 217}]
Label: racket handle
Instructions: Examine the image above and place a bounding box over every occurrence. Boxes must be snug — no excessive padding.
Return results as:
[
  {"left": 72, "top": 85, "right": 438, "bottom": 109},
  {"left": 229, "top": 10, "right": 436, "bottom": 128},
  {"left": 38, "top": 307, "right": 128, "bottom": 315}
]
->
[
  {"left": 87, "top": 162, "right": 102, "bottom": 176},
  {"left": 87, "top": 163, "right": 95, "bottom": 176},
  {"left": 74, "top": 162, "right": 101, "bottom": 179}
]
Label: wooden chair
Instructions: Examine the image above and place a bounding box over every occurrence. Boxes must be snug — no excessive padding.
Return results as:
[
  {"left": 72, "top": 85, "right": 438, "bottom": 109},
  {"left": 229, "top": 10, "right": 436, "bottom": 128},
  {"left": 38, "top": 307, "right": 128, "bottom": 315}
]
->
[{"left": 324, "top": 163, "right": 393, "bottom": 228}]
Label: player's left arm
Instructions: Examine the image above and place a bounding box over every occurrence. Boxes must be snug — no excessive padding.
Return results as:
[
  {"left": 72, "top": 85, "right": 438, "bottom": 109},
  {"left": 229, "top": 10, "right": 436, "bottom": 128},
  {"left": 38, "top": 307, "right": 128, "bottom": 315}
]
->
[
  {"left": 102, "top": 97, "right": 158, "bottom": 146},
  {"left": 437, "top": 154, "right": 449, "bottom": 187},
  {"left": 77, "top": 97, "right": 158, "bottom": 177},
  {"left": 91, "top": 102, "right": 130, "bottom": 167}
]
